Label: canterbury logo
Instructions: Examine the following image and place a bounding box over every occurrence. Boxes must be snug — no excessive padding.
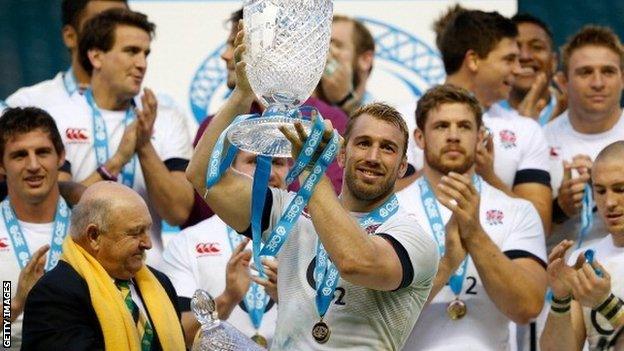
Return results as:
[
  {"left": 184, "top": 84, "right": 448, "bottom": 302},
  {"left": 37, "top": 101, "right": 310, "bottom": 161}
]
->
[
  {"left": 65, "top": 128, "right": 89, "bottom": 141},
  {"left": 0, "top": 238, "right": 8, "bottom": 249},
  {"left": 195, "top": 242, "right": 221, "bottom": 255}
]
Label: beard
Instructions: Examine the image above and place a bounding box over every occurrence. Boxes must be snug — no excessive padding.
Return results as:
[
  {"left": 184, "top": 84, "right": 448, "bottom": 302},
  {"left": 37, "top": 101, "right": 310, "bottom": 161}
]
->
[
  {"left": 345, "top": 166, "right": 397, "bottom": 202},
  {"left": 425, "top": 145, "right": 474, "bottom": 175}
]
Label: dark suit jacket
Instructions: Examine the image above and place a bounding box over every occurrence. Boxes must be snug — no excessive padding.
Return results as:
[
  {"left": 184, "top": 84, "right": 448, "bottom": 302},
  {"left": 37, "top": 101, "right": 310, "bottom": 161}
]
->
[{"left": 21, "top": 261, "right": 183, "bottom": 351}]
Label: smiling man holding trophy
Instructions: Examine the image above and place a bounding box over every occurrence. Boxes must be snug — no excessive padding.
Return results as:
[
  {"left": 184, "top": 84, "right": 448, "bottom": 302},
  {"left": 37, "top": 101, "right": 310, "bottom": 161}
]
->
[{"left": 186, "top": 0, "right": 438, "bottom": 349}]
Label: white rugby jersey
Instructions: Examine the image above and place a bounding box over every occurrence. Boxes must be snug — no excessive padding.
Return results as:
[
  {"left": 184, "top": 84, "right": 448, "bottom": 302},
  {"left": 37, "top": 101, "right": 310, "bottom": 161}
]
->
[
  {"left": 158, "top": 215, "right": 278, "bottom": 343},
  {"left": 0, "top": 219, "right": 56, "bottom": 350},
  {"left": 399, "top": 101, "right": 551, "bottom": 189},
  {"left": 5, "top": 70, "right": 83, "bottom": 109},
  {"left": 45, "top": 94, "right": 193, "bottom": 265},
  {"left": 484, "top": 104, "right": 551, "bottom": 188},
  {"left": 568, "top": 235, "right": 624, "bottom": 350},
  {"left": 544, "top": 110, "right": 624, "bottom": 250},
  {"left": 5, "top": 69, "right": 197, "bottom": 143},
  {"left": 397, "top": 177, "right": 547, "bottom": 351},
  {"left": 259, "top": 188, "right": 438, "bottom": 350}
]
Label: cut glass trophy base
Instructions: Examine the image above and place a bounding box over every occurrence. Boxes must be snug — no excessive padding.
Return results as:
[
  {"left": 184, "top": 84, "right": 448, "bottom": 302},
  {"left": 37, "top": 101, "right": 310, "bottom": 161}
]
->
[{"left": 227, "top": 116, "right": 313, "bottom": 158}]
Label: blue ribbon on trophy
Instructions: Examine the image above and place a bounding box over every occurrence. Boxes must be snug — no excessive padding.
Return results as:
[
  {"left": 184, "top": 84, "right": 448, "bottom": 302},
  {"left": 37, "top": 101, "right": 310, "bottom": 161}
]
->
[
  {"left": 202, "top": 1, "right": 334, "bottom": 346},
  {"left": 204, "top": 106, "right": 339, "bottom": 345}
]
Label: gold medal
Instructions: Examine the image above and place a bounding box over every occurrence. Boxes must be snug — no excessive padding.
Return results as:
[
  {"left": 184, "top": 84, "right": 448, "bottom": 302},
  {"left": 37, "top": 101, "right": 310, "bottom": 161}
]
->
[
  {"left": 312, "top": 319, "right": 331, "bottom": 344},
  {"left": 251, "top": 333, "right": 268, "bottom": 348},
  {"left": 447, "top": 298, "right": 467, "bottom": 320}
]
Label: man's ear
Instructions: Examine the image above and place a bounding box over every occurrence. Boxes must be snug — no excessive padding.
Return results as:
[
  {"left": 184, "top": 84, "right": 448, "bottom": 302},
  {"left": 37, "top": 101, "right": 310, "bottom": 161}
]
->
[
  {"left": 62, "top": 25, "right": 78, "bottom": 50},
  {"left": 465, "top": 49, "right": 480, "bottom": 73},
  {"left": 414, "top": 128, "right": 425, "bottom": 150},
  {"left": 397, "top": 156, "right": 408, "bottom": 178},
  {"left": 88, "top": 49, "right": 104, "bottom": 71},
  {"left": 86, "top": 224, "right": 102, "bottom": 251},
  {"left": 337, "top": 144, "right": 346, "bottom": 168},
  {"left": 357, "top": 50, "right": 374, "bottom": 75},
  {"left": 555, "top": 70, "right": 568, "bottom": 96}
]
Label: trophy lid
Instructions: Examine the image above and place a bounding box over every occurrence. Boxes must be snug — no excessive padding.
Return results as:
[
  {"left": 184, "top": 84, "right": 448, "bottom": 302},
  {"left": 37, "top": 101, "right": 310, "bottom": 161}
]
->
[{"left": 192, "top": 289, "right": 220, "bottom": 327}]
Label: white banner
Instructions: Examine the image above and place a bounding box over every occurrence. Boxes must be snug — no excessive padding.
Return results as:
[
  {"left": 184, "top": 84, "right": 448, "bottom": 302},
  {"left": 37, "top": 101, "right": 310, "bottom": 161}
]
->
[{"left": 130, "top": 0, "right": 517, "bottom": 129}]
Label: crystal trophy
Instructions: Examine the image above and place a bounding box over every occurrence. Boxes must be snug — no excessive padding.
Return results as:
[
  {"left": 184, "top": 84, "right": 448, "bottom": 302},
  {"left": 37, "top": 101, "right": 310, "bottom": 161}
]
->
[
  {"left": 226, "top": 0, "right": 334, "bottom": 157},
  {"left": 191, "top": 289, "right": 265, "bottom": 351}
]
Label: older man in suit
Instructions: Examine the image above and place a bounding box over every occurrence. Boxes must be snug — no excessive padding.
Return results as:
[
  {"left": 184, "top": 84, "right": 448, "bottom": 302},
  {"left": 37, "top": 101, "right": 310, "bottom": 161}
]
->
[{"left": 21, "top": 182, "right": 185, "bottom": 351}]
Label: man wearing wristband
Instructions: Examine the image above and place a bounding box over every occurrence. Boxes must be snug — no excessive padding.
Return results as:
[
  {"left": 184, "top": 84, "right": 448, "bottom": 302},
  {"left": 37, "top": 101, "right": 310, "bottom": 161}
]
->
[
  {"left": 541, "top": 141, "right": 624, "bottom": 350},
  {"left": 397, "top": 84, "right": 547, "bottom": 351},
  {"left": 47, "top": 9, "right": 194, "bottom": 266},
  {"left": 545, "top": 26, "right": 624, "bottom": 252}
]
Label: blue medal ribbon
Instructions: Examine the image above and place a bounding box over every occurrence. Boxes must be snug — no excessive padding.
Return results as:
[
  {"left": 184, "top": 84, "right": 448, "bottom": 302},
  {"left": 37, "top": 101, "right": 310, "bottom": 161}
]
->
[
  {"left": 418, "top": 175, "right": 481, "bottom": 297},
  {"left": 536, "top": 92, "right": 557, "bottom": 127},
  {"left": 225, "top": 226, "right": 269, "bottom": 332},
  {"left": 314, "top": 195, "right": 400, "bottom": 319},
  {"left": 1, "top": 197, "right": 70, "bottom": 271},
  {"left": 578, "top": 183, "right": 594, "bottom": 248},
  {"left": 62, "top": 67, "right": 79, "bottom": 96},
  {"left": 84, "top": 89, "right": 137, "bottom": 187},
  {"left": 257, "top": 128, "right": 340, "bottom": 260},
  {"left": 203, "top": 107, "right": 338, "bottom": 278}
]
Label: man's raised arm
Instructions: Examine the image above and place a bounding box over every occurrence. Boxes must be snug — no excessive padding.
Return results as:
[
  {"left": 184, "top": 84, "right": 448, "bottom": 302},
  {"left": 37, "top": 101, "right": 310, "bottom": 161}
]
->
[{"left": 186, "top": 28, "right": 256, "bottom": 232}]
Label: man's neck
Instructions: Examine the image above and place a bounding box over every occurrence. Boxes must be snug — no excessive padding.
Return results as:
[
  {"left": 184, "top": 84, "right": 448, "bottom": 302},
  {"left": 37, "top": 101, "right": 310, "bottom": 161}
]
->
[
  {"left": 508, "top": 87, "right": 551, "bottom": 111},
  {"left": 611, "top": 232, "right": 624, "bottom": 248},
  {"left": 339, "top": 189, "right": 394, "bottom": 214},
  {"left": 6, "top": 187, "right": 61, "bottom": 224},
  {"left": 445, "top": 73, "right": 491, "bottom": 108},
  {"left": 70, "top": 56, "right": 91, "bottom": 86},
  {"left": 568, "top": 106, "right": 622, "bottom": 134},
  {"left": 91, "top": 76, "right": 132, "bottom": 111}
]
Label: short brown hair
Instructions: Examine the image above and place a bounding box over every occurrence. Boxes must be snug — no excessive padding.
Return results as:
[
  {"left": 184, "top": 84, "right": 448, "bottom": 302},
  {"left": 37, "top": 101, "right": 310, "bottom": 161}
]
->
[
  {"left": 78, "top": 8, "right": 155, "bottom": 75},
  {"left": 439, "top": 10, "right": 518, "bottom": 75},
  {"left": 561, "top": 25, "right": 624, "bottom": 75},
  {"left": 345, "top": 102, "right": 408, "bottom": 157},
  {"left": 433, "top": 4, "right": 467, "bottom": 51},
  {"left": 0, "top": 107, "right": 64, "bottom": 161},
  {"left": 416, "top": 84, "right": 483, "bottom": 131}
]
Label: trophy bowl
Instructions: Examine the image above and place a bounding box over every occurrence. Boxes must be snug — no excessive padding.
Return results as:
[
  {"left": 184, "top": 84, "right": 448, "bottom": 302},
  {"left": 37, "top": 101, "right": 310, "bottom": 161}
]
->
[{"left": 227, "top": 0, "right": 333, "bottom": 158}]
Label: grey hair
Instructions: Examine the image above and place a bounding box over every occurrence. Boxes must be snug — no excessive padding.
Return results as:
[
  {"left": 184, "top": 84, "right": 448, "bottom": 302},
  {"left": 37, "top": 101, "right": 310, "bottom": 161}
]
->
[{"left": 70, "top": 197, "right": 113, "bottom": 238}]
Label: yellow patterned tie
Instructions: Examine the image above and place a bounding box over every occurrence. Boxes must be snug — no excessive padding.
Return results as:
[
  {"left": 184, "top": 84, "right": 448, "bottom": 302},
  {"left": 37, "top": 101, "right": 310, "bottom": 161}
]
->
[{"left": 116, "top": 280, "right": 154, "bottom": 351}]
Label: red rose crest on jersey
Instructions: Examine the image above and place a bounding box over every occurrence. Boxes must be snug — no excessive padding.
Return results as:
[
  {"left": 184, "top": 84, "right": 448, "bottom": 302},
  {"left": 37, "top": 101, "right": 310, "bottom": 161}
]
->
[
  {"left": 486, "top": 209, "right": 504, "bottom": 225},
  {"left": 195, "top": 242, "right": 221, "bottom": 256},
  {"left": 0, "top": 237, "right": 9, "bottom": 251},
  {"left": 65, "top": 128, "right": 90, "bottom": 143},
  {"left": 499, "top": 130, "right": 517, "bottom": 149}
]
